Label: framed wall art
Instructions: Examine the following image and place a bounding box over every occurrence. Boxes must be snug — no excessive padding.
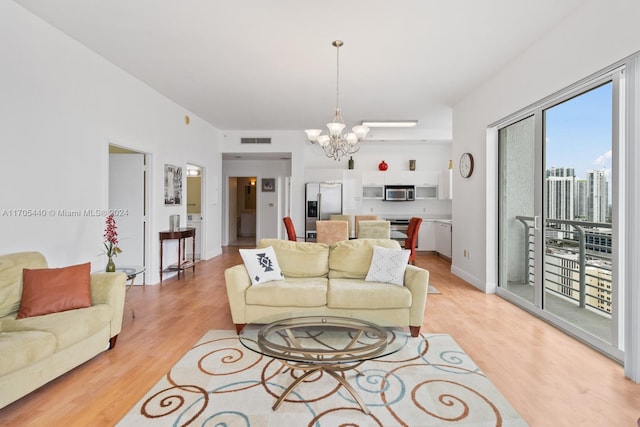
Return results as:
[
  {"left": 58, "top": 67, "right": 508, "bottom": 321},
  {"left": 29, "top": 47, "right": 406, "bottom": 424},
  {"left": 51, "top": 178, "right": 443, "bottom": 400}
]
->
[
  {"left": 262, "top": 178, "right": 275, "bottom": 192},
  {"left": 164, "top": 164, "right": 183, "bottom": 205}
]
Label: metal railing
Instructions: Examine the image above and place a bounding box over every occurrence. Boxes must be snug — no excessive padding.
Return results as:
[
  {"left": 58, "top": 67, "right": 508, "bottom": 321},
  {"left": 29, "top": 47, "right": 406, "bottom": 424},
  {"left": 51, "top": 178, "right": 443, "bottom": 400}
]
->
[{"left": 515, "top": 216, "right": 612, "bottom": 317}]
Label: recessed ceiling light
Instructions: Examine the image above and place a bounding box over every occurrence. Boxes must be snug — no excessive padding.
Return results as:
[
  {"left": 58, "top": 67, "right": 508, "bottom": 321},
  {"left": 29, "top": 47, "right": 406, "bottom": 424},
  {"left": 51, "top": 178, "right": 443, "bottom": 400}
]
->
[{"left": 361, "top": 120, "right": 418, "bottom": 128}]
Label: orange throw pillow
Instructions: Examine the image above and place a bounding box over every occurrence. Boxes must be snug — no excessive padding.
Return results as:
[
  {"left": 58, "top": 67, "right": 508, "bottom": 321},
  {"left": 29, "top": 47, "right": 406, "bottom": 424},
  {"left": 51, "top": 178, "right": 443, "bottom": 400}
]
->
[{"left": 18, "top": 262, "right": 92, "bottom": 319}]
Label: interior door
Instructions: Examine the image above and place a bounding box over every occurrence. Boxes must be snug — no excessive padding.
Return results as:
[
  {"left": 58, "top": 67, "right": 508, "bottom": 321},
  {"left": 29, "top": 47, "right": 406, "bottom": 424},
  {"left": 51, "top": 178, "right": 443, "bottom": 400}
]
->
[{"left": 109, "top": 153, "right": 145, "bottom": 284}]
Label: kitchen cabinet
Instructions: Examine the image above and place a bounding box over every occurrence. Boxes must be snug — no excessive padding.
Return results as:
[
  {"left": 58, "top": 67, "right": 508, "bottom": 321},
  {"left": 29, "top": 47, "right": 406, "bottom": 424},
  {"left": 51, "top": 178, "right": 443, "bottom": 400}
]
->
[
  {"left": 435, "top": 221, "right": 452, "bottom": 259},
  {"left": 413, "top": 171, "right": 438, "bottom": 186},
  {"left": 361, "top": 171, "right": 385, "bottom": 199},
  {"left": 384, "top": 171, "right": 415, "bottom": 185},
  {"left": 417, "top": 220, "right": 436, "bottom": 251},
  {"left": 413, "top": 171, "right": 439, "bottom": 199}
]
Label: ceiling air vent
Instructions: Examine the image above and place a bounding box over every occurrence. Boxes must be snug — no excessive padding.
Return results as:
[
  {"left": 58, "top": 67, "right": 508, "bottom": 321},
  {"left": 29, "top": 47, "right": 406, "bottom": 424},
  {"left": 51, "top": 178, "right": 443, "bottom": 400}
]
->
[{"left": 241, "top": 137, "right": 271, "bottom": 144}]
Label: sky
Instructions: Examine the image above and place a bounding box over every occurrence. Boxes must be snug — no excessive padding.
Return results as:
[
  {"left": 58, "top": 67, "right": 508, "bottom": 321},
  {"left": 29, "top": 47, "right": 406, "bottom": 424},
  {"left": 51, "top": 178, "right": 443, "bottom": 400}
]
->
[{"left": 544, "top": 82, "right": 613, "bottom": 182}]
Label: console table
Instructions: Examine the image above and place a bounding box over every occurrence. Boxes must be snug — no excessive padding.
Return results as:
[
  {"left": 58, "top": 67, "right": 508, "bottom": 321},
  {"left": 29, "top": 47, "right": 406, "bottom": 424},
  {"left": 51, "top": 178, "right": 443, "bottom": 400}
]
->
[{"left": 159, "top": 227, "right": 196, "bottom": 282}]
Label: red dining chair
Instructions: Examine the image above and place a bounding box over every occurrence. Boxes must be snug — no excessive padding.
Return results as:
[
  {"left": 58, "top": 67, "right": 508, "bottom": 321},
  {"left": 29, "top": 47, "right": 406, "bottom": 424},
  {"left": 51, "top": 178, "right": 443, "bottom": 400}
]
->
[
  {"left": 403, "top": 217, "right": 423, "bottom": 265},
  {"left": 283, "top": 217, "right": 297, "bottom": 241}
]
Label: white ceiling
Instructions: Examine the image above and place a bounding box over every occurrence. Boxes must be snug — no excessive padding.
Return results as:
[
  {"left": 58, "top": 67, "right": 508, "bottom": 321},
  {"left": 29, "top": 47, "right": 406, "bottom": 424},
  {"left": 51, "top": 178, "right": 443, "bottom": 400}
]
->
[{"left": 14, "top": 0, "right": 585, "bottom": 135}]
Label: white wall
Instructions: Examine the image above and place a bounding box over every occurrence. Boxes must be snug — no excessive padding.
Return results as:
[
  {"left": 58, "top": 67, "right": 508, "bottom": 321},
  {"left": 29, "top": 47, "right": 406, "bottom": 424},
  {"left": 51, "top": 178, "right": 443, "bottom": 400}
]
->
[
  {"left": 452, "top": 0, "right": 640, "bottom": 381},
  {"left": 452, "top": 0, "right": 640, "bottom": 292},
  {"left": 0, "top": 2, "right": 222, "bottom": 283}
]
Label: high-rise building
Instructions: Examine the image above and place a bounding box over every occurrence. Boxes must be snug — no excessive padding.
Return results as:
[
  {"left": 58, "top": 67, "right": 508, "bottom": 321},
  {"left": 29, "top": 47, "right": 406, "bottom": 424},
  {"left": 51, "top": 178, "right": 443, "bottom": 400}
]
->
[
  {"left": 546, "top": 167, "right": 575, "bottom": 220},
  {"left": 575, "top": 179, "right": 588, "bottom": 220},
  {"left": 587, "top": 169, "right": 608, "bottom": 223}
]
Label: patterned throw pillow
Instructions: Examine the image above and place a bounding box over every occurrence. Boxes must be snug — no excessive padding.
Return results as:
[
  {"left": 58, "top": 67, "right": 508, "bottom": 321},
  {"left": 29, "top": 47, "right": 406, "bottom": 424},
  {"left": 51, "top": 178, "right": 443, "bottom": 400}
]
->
[
  {"left": 365, "top": 246, "right": 410, "bottom": 286},
  {"left": 239, "top": 246, "right": 284, "bottom": 285}
]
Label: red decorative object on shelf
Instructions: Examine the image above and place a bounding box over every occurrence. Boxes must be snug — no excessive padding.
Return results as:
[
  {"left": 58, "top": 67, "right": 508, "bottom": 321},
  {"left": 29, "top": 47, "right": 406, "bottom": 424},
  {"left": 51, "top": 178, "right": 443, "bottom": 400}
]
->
[{"left": 378, "top": 160, "right": 388, "bottom": 171}]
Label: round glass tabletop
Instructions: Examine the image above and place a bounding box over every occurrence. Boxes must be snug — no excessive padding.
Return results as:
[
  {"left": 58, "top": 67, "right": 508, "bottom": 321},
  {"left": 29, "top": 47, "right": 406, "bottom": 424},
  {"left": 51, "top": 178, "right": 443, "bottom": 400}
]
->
[{"left": 239, "top": 316, "right": 407, "bottom": 365}]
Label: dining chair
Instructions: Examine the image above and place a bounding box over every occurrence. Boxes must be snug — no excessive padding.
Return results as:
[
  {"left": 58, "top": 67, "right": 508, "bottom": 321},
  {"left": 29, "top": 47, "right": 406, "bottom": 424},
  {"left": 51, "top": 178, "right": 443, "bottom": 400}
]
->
[
  {"left": 329, "top": 214, "right": 355, "bottom": 239},
  {"left": 402, "top": 217, "right": 423, "bottom": 265},
  {"left": 354, "top": 215, "right": 379, "bottom": 237},
  {"left": 357, "top": 220, "right": 391, "bottom": 239},
  {"left": 316, "top": 220, "right": 349, "bottom": 245},
  {"left": 282, "top": 217, "right": 297, "bottom": 241}
]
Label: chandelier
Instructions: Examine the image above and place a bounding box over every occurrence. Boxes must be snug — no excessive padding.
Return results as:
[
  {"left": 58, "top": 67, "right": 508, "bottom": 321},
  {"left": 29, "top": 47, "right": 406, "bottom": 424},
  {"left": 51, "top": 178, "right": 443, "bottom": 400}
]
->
[{"left": 305, "top": 40, "right": 369, "bottom": 161}]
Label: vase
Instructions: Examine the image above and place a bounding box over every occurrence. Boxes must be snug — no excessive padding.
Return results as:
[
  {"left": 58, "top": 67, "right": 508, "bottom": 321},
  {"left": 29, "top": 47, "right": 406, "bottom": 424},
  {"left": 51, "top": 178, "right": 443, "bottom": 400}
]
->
[
  {"left": 348, "top": 156, "right": 354, "bottom": 169},
  {"left": 106, "top": 256, "right": 116, "bottom": 272},
  {"left": 378, "top": 160, "right": 388, "bottom": 171}
]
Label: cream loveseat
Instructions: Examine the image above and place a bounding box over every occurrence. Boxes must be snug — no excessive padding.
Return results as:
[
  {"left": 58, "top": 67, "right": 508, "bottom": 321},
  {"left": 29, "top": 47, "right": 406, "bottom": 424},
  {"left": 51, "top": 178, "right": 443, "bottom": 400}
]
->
[
  {"left": 225, "top": 238, "right": 429, "bottom": 337},
  {"left": 0, "top": 251, "right": 126, "bottom": 408}
]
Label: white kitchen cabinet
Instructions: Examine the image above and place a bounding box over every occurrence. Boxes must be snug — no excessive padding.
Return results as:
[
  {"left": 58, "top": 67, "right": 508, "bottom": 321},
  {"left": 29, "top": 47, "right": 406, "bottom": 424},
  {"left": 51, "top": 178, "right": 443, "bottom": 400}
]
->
[
  {"left": 384, "top": 171, "right": 415, "bottom": 185},
  {"left": 342, "top": 170, "right": 362, "bottom": 213},
  {"left": 435, "top": 221, "right": 452, "bottom": 259},
  {"left": 414, "top": 171, "right": 439, "bottom": 199},
  {"left": 413, "top": 171, "right": 438, "bottom": 186},
  {"left": 438, "top": 169, "right": 453, "bottom": 200},
  {"left": 417, "top": 220, "right": 436, "bottom": 251},
  {"left": 361, "top": 171, "right": 385, "bottom": 199},
  {"left": 361, "top": 171, "right": 386, "bottom": 185}
]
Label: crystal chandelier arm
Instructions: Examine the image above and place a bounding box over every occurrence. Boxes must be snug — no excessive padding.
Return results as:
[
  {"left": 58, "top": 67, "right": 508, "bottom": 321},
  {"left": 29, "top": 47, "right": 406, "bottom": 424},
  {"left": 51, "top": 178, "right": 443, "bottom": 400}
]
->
[{"left": 305, "top": 129, "right": 322, "bottom": 141}]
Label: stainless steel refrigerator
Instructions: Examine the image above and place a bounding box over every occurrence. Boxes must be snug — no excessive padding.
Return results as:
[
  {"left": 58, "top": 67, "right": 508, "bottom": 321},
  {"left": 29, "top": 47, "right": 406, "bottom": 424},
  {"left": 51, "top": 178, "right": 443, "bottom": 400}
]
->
[{"left": 305, "top": 182, "right": 343, "bottom": 242}]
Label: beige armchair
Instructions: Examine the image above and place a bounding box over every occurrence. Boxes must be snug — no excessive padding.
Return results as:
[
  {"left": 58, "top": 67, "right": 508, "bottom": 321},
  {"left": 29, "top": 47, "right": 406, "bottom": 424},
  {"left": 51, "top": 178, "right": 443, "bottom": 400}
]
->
[
  {"left": 316, "top": 220, "right": 349, "bottom": 245},
  {"left": 357, "top": 220, "right": 391, "bottom": 239}
]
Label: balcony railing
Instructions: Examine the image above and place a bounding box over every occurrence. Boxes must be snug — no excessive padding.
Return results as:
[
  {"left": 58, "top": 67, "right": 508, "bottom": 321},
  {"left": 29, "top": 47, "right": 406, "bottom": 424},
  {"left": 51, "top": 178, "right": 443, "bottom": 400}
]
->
[{"left": 515, "top": 216, "right": 612, "bottom": 318}]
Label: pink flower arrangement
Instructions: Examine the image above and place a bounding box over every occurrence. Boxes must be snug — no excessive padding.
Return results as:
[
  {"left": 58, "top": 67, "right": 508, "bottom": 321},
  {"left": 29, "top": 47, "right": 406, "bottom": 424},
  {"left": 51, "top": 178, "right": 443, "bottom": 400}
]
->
[{"left": 103, "top": 213, "right": 122, "bottom": 257}]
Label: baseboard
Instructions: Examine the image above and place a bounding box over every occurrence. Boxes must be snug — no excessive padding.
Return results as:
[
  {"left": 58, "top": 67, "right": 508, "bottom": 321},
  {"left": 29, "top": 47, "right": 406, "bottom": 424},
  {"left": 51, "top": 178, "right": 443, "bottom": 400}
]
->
[{"left": 450, "top": 265, "right": 496, "bottom": 294}]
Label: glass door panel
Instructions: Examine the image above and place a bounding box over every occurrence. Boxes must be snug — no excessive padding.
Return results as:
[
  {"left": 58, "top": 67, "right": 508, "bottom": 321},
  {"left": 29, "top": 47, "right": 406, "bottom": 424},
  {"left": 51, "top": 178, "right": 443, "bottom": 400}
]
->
[
  {"left": 498, "top": 80, "right": 617, "bottom": 354},
  {"left": 542, "top": 82, "right": 613, "bottom": 344},
  {"left": 498, "top": 115, "right": 537, "bottom": 304}
]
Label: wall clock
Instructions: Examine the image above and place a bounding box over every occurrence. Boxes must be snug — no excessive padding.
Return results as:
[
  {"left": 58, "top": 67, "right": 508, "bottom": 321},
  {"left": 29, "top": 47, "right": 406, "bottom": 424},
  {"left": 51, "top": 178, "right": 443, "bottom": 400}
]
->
[{"left": 459, "top": 152, "right": 474, "bottom": 178}]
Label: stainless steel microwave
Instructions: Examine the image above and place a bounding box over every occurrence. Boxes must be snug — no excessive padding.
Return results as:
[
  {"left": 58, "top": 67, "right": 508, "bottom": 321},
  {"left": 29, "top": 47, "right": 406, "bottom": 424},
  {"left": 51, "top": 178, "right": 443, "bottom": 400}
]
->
[{"left": 384, "top": 185, "right": 415, "bottom": 201}]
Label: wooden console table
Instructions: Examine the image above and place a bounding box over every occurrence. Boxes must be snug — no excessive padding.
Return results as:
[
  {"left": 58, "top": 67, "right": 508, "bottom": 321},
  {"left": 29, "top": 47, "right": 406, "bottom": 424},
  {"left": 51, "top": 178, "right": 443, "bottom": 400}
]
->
[{"left": 159, "top": 227, "right": 196, "bottom": 282}]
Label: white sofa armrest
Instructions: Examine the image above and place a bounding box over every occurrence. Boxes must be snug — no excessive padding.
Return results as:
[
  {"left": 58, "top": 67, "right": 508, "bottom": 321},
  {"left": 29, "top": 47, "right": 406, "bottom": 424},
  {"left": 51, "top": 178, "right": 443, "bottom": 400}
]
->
[
  {"left": 404, "top": 265, "right": 429, "bottom": 328},
  {"left": 224, "top": 265, "right": 252, "bottom": 324}
]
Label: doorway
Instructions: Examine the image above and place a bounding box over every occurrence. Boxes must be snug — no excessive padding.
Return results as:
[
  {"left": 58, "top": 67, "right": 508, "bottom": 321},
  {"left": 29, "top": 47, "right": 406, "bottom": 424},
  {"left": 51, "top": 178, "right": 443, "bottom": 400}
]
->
[
  {"left": 108, "top": 145, "right": 148, "bottom": 285},
  {"left": 228, "top": 176, "right": 257, "bottom": 246},
  {"left": 186, "top": 163, "right": 204, "bottom": 260},
  {"left": 497, "top": 74, "right": 622, "bottom": 360}
]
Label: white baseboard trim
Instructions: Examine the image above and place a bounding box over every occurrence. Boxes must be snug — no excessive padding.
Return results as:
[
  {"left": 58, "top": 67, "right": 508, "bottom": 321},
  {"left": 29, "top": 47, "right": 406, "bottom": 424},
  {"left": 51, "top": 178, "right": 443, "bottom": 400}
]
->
[{"left": 450, "top": 265, "right": 497, "bottom": 294}]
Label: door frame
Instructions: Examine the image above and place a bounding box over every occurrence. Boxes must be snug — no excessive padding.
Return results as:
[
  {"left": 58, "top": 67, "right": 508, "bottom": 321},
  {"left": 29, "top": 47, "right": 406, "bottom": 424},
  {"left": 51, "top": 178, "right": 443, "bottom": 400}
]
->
[{"left": 491, "top": 69, "right": 625, "bottom": 362}]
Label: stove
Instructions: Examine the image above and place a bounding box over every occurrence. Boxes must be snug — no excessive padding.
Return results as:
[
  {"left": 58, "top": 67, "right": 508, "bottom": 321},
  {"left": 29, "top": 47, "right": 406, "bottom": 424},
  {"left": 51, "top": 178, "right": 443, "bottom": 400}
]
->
[{"left": 385, "top": 218, "right": 411, "bottom": 244}]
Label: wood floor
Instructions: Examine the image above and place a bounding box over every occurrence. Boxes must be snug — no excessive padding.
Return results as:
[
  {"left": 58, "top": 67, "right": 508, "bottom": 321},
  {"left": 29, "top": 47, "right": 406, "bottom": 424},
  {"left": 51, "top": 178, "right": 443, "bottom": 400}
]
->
[{"left": 1, "top": 249, "right": 639, "bottom": 426}]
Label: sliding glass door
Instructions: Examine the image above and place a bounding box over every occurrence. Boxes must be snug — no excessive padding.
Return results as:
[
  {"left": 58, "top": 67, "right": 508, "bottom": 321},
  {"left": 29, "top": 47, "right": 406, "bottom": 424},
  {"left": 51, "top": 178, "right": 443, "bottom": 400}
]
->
[{"left": 498, "top": 73, "right": 622, "bottom": 359}]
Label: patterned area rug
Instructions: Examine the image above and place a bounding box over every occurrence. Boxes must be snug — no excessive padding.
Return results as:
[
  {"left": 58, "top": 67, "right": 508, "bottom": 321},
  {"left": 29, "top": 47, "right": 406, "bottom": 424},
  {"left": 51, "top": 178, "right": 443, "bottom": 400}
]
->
[{"left": 118, "top": 330, "right": 527, "bottom": 426}]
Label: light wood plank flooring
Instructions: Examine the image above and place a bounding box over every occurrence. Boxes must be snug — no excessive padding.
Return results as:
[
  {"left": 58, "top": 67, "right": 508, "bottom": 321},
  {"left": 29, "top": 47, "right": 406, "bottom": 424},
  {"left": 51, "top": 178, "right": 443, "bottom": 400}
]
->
[{"left": 1, "top": 249, "right": 639, "bottom": 426}]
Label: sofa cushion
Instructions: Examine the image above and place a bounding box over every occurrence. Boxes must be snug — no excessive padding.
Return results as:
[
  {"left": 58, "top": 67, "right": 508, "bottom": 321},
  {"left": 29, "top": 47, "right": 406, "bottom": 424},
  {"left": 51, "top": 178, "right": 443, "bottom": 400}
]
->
[
  {"left": 239, "top": 246, "right": 284, "bottom": 285},
  {"left": 328, "top": 239, "right": 401, "bottom": 279},
  {"left": 365, "top": 246, "right": 410, "bottom": 286},
  {"left": 3, "top": 304, "right": 111, "bottom": 351},
  {"left": 327, "top": 278, "right": 412, "bottom": 309},
  {"left": 0, "top": 252, "right": 48, "bottom": 318},
  {"left": 0, "top": 330, "right": 56, "bottom": 376},
  {"left": 246, "top": 277, "right": 328, "bottom": 307},
  {"left": 18, "top": 262, "right": 92, "bottom": 319},
  {"left": 259, "top": 239, "right": 329, "bottom": 278}
]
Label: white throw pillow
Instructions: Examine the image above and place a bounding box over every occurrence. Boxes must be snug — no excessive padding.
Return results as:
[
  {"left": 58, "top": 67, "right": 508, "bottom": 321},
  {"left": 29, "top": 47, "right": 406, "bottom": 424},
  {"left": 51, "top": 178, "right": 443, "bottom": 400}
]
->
[
  {"left": 239, "top": 246, "right": 284, "bottom": 285},
  {"left": 365, "top": 245, "right": 410, "bottom": 286}
]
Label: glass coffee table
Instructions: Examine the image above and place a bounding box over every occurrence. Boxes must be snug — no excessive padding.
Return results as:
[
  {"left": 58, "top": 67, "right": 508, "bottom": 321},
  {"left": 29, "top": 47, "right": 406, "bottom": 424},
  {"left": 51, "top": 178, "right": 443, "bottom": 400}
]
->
[{"left": 238, "top": 316, "right": 407, "bottom": 414}]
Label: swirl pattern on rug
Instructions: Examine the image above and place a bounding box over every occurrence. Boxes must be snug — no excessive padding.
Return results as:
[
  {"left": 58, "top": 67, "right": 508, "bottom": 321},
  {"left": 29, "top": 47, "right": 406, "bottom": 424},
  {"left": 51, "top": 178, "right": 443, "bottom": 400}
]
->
[{"left": 118, "top": 330, "right": 528, "bottom": 426}]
